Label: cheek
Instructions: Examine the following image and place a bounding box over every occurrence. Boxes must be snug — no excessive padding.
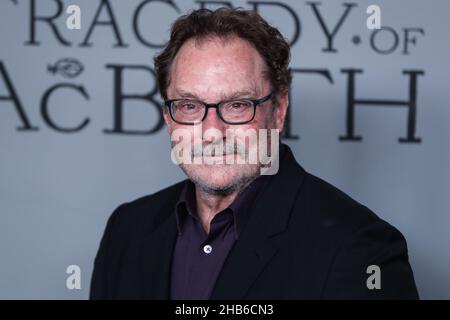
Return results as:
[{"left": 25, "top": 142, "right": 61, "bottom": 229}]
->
[
  {"left": 254, "top": 105, "right": 277, "bottom": 128},
  {"left": 223, "top": 107, "right": 276, "bottom": 139},
  {"left": 169, "top": 125, "right": 203, "bottom": 150}
]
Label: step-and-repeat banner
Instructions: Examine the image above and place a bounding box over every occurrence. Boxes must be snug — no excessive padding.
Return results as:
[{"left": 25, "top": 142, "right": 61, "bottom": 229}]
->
[{"left": 1, "top": 0, "right": 449, "bottom": 299}]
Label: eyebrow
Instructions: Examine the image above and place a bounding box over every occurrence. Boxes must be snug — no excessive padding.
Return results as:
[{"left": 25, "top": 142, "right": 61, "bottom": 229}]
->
[{"left": 174, "top": 88, "right": 258, "bottom": 101}]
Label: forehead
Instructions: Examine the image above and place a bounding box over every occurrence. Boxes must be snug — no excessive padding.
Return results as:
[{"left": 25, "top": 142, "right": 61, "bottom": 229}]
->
[{"left": 169, "top": 36, "right": 268, "bottom": 99}]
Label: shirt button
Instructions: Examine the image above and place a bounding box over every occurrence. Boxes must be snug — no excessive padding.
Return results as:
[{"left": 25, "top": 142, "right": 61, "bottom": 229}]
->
[{"left": 203, "top": 244, "right": 213, "bottom": 254}]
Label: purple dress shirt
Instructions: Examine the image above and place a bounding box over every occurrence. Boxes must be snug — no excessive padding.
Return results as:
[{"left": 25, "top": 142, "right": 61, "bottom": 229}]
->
[{"left": 169, "top": 174, "right": 270, "bottom": 300}]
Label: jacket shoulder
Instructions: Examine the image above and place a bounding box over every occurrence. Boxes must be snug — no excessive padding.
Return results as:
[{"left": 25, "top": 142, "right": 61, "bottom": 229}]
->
[
  {"left": 107, "top": 180, "right": 186, "bottom": 234},
  {"left": 291, "top": 172, "right": 418, "bottom": 298},
  {"left": 297, "top": 171, "right": 400, "bottom": 241},
  {"left": 301, "top": 173, "right": 388, "bottom": 233}
]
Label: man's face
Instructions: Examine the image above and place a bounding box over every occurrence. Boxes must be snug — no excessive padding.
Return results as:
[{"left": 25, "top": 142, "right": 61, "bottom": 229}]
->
[{"left": 164, "top": 36, "right": 288, "bottom": 194}]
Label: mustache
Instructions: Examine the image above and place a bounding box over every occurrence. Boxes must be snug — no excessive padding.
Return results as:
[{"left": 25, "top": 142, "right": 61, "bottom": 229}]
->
[{"left": 188, "top": 140, "right": 247, "bottom": 157}]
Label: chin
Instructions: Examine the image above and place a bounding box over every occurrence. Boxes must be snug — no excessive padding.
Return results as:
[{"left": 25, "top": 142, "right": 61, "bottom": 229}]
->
[{"left": 181, "top": 163, "right": 260, "bottom": 195}]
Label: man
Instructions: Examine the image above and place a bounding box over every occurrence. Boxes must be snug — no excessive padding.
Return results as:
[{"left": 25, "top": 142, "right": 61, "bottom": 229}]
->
[{"left": 90, "top": 8, "right": 418, "bottom": 299}]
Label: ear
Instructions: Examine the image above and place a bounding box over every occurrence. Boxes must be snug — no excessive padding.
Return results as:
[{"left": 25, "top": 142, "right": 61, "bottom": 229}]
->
[{"left": 275, "top": 90, "right": 289, "bottom": 132}]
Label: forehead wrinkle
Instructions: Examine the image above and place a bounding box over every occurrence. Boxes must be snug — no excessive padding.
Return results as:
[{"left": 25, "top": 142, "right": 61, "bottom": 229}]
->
[
  {"left": 169, "top": 37, "right": 268, "bottom": 101},
  {"left": 174, "top": 85, "right": 260, "bottom": 101},
  {"left": 174, "top": 37, "right": 262, "bottom": 74}
]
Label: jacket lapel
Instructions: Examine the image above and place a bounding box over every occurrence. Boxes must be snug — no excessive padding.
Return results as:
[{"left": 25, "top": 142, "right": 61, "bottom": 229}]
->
[
  {"left": 140, "top": 184, "right": 184, "bottom": 299},
  {"left": 210, "top": 147, "right": 306, "bottom": 299}
]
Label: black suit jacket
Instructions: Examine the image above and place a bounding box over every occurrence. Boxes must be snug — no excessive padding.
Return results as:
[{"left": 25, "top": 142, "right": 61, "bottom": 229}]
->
[{"left": 90, "top": 146, "right": 418, "bottom": 299}]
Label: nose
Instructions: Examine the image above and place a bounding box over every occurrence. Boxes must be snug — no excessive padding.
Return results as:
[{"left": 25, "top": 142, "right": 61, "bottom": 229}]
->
[{"left": 201, "top": 107, "right": 227, "bottom": 136}]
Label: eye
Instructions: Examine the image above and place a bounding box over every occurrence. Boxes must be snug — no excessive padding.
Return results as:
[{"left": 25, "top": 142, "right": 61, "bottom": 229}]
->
[
  {"left": 182, "top": 103, "right": 197, "bottom": 110},
  {"left": 222, "top": 100, "right": 252, "bottom": 112},
  {"left": 230, "top": 102, "right": 244, "bottom": 109},
  {"left": 174, "top": 100, "right": 203, "bottom": 114}
]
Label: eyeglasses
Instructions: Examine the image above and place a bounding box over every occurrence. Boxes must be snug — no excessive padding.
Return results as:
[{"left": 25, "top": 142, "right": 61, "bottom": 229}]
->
[{"left": 164, "top": 91, "right": 274, "bottom": 125}]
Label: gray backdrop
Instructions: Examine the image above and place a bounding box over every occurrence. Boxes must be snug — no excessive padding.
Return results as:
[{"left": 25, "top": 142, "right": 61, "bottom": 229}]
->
[{"left": 1, "top": 0, "right": 449, "bottom": 299}]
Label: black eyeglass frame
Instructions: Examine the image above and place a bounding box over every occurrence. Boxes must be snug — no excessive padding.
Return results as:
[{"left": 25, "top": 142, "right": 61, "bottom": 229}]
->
[{"left": 164, "top": 91, "right": 274, "bottom": 125}]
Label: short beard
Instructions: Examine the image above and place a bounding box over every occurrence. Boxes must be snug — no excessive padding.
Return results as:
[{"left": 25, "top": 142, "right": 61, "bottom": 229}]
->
[
  {"left": 180, "top": 164, "right": 260, "bottom": 196},
  {"left": 173, "top": 112, "right": 277, "bottom": 196}
]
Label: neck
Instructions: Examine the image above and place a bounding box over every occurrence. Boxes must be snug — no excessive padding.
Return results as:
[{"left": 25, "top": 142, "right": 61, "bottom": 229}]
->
[{"left": 194, "top": 180, "right": 251, "bottom": 235}]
